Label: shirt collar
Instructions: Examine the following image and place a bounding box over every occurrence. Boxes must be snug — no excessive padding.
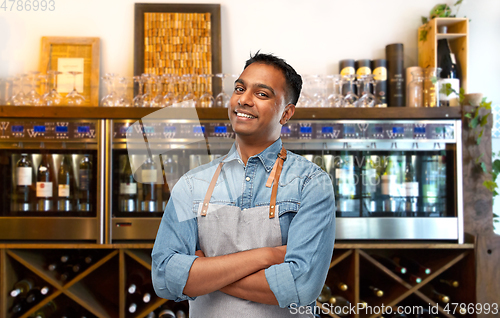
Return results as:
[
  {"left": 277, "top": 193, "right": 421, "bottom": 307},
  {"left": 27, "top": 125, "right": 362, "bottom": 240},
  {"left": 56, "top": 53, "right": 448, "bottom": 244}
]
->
[{"left": 222, "top": 138, "right": 283, "bottom": 173}]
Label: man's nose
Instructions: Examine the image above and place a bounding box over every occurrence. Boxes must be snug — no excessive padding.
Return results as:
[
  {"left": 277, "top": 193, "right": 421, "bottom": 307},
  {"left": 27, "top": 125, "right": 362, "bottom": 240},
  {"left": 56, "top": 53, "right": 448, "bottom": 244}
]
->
[{"left": 238, "top": 90, "right": 254, "bottom": 107}]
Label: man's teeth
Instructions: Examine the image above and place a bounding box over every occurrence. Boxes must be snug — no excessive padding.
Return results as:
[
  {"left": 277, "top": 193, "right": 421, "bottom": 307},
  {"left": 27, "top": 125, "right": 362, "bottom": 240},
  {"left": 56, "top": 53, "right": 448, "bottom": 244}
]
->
[{"left": 236, "top": 112, "right": 255, "bottom": 119}]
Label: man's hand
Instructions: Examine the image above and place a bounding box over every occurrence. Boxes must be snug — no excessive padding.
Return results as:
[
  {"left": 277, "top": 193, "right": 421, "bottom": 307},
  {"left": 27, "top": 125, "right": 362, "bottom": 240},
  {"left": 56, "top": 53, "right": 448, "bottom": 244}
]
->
[{"left": 195, "top": 250, "right": 205, "bottom": 258}]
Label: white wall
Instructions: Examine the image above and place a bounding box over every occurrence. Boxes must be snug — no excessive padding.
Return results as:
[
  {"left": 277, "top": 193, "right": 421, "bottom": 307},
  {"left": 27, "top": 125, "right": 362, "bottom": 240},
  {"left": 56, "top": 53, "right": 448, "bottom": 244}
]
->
[{"left": 1, "top": 0, "right": 500, "bottom": 228}]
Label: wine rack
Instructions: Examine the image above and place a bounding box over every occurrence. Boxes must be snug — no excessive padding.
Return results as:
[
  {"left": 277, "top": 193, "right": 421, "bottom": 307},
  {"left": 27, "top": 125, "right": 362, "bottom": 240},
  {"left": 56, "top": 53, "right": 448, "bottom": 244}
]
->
[{"left": 317, "top": 244, "right": 475, "bottom": 318}]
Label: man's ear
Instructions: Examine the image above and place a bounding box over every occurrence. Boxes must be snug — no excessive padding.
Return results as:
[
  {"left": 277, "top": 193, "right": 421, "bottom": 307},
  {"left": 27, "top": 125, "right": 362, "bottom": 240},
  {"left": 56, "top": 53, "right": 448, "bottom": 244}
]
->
[{"left": 280, "top": 103, "right": 296, "bottom": 125}]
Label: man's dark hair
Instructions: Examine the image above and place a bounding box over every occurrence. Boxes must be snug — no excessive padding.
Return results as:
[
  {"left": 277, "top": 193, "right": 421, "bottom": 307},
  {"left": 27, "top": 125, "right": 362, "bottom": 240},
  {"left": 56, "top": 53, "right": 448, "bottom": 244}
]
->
[{"left": 244, "top": 52, "right": 302, "bottom": 106}]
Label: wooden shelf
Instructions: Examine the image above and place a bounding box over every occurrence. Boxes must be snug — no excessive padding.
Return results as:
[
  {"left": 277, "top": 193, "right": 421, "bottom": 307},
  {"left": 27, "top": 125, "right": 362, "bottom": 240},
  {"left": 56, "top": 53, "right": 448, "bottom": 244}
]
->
[{"left": 436, "top": 33, "right": 467, "bottom": 40}]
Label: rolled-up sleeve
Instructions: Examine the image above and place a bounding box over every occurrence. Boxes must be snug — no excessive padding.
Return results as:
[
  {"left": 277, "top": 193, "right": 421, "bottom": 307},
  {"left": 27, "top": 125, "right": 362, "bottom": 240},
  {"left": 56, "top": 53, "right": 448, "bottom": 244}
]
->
[
  {"left": 265, "top": 170, "right": 335, "bottom": 307},
  {"left": 152, "top": 176, "right": 199, "bottom": 302}
]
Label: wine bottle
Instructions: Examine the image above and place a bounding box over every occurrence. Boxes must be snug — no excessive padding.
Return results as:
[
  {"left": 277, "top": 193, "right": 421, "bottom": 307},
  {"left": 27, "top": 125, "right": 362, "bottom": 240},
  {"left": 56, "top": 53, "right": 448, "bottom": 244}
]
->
[
  {"left": 361, "top": 280, "right": 384, "bottom": 298},
  {"left": 78, "top": 155, "right": 92, "bottom": 212},
  {"left": 372, "top": 59, "right": 388, "bottom": 107},
  {"left": 10, "top": 277, "right": 35, "bottom": 297},
  {"left": 161, "top": 154, "right": 179, "bottom": 209},
  {"left": 386, "top": 43, "right": 405, "bottom": 107},
  {"left": 141, "top": 156, "right": 158, "bottom": 212},
  {"left": 439, "top": 278, "right": 459, "bottom": 288},
  {"left": 381, "top": 155, "right": 402, "bottom": 213},
  {"left": 120, "top": 155, "right": 138, "bottom": 212},
  {"left": 15, "top": 153, "right": 34, "bottom": 211},
  {"left": 362, "top": 153, "right": 377, "bottom": 214},
  {"left": 403, "top": 153, "right": 418, "bottom": 213},
  {"left": 26, "top": 285, "right": 50, "bottom": 304},
  {"left": 36, "top": 154, "right": 54, "bottom": 211},
  {"left": 157, "top": 308, "right": 176, "bottom": 318},
  {"left": 437, "top": 39, "right": 461, "bottom": 107},
  {"left": 371, "top": 255, "right": 407, "bottom": 275},
  {"left": 329, "top": 272, "right": 349, "bottom": 292},
  {"left": 329, "top": 295, "right": 351, "bottom": 317},
  {"left": 392, "top": 255, "right": 431, "bottom": 275},
  {"left": 419, "top": 283, "right": 450, "bottom": 303},
  {"left": 32, "top": 301, "right": 57, "bottom": 318},
  {"left": 173, "top": 303, "right": 188, "bottom": 318},
  {"left": 421, "top": 155, "right": 439, "bottom": 214},
  {"left": 127, "top": 269, "right": 150, "bottom": 294},
  {"left": 317, "top": 284, "right": 332, "bottom": 303},
  {"left": 57, "top": 155, "right": 73, "bottom": 212},
  {"left": 339, "top": 59, "right": 355, "bottom": 96}
]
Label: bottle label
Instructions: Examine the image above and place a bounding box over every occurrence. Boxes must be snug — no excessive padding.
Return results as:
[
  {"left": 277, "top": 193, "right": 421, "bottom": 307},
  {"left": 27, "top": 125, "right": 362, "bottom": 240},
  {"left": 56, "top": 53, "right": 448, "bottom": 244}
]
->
[
  {"left": 58, "top": 184, "right": 70, "bottom": 197},
  {"left": 373, "top": 67, "right": 387, "bottom": 81},
  {"left": 17, "top": 167, "right": 32, "bottom": 186},
  {"left": 439, "top": 79, "right": 460, "bottom": 106},
  {"left": 340, "top": 67, "right": 355, "bottom": 77},
  {"left": 120, "top": 183, "right": 137, "bottom": 195},
  {"left": 335, "top": 168, "right": 343, "bottom": 179},
  {"left": 405, "top": 182, "right": 419, "bottom": 197},
  {"left": 141, "top": 170, "right": 157, "bottom": 183},
  {"left": 36, "top": 182, "right": 53, "bottom": 197},
  {"left": 381, "top": 175, "right": 398, "bottom": 196},
  {"left": 423, "top": 184, "right": 438, "bottom": 197},
  {"left": 356, "top": 66, "right": 371, "bottom": 76},
  {"left": 79, "top": 169, "right": 90, "bottom": 190}
]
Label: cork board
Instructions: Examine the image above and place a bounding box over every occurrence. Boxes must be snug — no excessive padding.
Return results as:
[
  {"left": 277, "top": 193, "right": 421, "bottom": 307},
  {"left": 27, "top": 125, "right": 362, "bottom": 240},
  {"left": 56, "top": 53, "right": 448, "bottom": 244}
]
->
[
  {"left": 39, "top": 37, "right": 100, "bottom": 106},
  {"left": 134, "top": 4, "right": 222, "bottom": 97}
]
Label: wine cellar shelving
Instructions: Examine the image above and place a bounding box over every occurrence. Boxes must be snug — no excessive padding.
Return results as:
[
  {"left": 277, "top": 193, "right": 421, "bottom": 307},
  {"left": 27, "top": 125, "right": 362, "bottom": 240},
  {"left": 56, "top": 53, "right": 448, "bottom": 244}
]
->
[{"left": 0, "top": 243, "right": 474, "bottom": 318}]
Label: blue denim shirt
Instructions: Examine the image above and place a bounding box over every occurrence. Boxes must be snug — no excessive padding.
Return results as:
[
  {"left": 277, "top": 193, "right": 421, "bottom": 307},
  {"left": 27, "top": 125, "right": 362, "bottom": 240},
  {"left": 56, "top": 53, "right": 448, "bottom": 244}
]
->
[{"left": 152, "top": 138, "right": 336, "bottom": 308}]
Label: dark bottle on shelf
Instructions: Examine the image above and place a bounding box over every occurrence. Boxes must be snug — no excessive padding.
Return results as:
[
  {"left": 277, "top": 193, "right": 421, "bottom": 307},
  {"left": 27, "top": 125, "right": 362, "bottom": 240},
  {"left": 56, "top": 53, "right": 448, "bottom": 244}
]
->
[
  {"left": 339, "top": 59, "right": 356, "bottom": 96},
  {"left": 317, "top": 284, "right": 332, "bottom": 303},
  {"left": 32, "top": 300, "right": 57, "bottom": 318},
  {"left": 78, "top": 155, "right": 92, "bottom": 212},
  {"left": 437, "top": 38, "right": 461, "bottom": 107},
  {"left": 26, "top": 285, "right": 50, "bottom": 304},
  {"left": 161, "top": 154, "right": 179, "bottom": 210},
  {"left": 371, "top": 255, "right": 407, "bottom": 275},
  {"left": 157, "top": 307, "right": 176, "bottom": 318},
  {"left": 329, "top": 295, "right": 351, "bottom": 317},
  {"left": 141, "top": 156, "right": 158, "bottom": 212},
  {"left": 15, "top": 153, "right": 35, "bottom": 212},
  {"left": 10, "top": 296, "right": 27, "bottom": 314},
  {"left": 127, "top": 269, "right": 151, "bottom": 294},
  {"left": 386, "top": 43, "right": 405, "bottom": 107},
  {"left": 361, "top": 280, "right": 384, "bottom": 298},
  {"left": 392, "top": 255, "right": 431, "bottom": 275},
  {"left": 120, "top": 155, "right": 138, "bottom": 212},
  {"left": 57, "top": 155, "right": 74, "bottom": 212},
  {"left": 419, "top": 283, "right": 450, "bottom": 303},
  {"left": 10, "top": 277, "right": 35, "bottom": 297},
  {"left": 330, "top": 272, "right": 349, "bottom": 292},
  {"left": 36, "top": 154, "right": 54, "bottom": 211},
  {"left": 403, "top": 153, "right": 418, "bottom": 213},
  {"left": 372, "top": 59, "right": 388, "bottom": 107},
  {"left": 173, "top": 303, "right": 188, "bottom": 318},
  {"left": 439, "top": 278, "right": 459, "bottom": 288}
]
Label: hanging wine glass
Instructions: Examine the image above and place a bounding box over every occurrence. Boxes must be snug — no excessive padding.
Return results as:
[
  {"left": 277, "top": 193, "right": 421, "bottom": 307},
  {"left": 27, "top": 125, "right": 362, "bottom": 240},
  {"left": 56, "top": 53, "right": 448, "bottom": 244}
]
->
[
  {"left": 358, "top": 74, "right": 376, "bottom": 108},
  {"left": 117, "top": 77, "right": 132, "bottom": 107},
  {"left": 43, "top": 70, "right": 63, "bottom": 106},
  {"left": 151, "top": 75, "right": 164, "bottom": 107},
  {"left": 63, "top": 71, "right": 85, "bottom": 106},
  {"left": 26, "top": 71, "right": 41, "bottom": 105},
  {"left": 342, "top": 74, "right": 359, "bottom": 108},
  {"left": 141, "top": 74, "right": 154, "bottom": 107},
  {"left": 133, "top": 76, "right": 144, "bottom": 107},
  {"left": 197, "top": 74, "right": 214, "bottom": 108},
  {"left": 36, "top": 75, "right": 49, "bottom": 106},
  {"left": 181, "top": 74, "right": 197, "bottom": 108},
  {"left": 214, "top": 73, "right": 230, "bottom": 108},
  {"left": 326, "top": 75, "right": 345, "bottom": 108},
  {"left": 310, "top": 75, "right": 326, "bottom": 107},
  {"left": 297, "top": 75, "right": 313, "bottom": 107},
  {"left": 161, "top": 74, "right": 174, "bottom": 107}
]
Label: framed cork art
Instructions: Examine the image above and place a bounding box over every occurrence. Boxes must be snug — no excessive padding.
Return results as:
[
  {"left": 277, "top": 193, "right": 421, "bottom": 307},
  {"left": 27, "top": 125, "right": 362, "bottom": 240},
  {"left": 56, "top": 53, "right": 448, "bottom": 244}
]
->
[
  {"left": 134, "top": 3, "right": 222, "bottom": 97},
  {"left": 40, "top": 36, "right": 100, "bottom": 106}
]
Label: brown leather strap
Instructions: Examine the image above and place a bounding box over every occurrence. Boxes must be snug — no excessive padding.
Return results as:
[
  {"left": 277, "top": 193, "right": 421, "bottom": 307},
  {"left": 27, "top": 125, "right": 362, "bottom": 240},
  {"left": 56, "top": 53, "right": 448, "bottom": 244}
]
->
[
  {"left": 269, "top": 146, "right": 287, "bottom": 218},
  {"left": 200, "top": 157, "right": 226, "bottom": 217}
]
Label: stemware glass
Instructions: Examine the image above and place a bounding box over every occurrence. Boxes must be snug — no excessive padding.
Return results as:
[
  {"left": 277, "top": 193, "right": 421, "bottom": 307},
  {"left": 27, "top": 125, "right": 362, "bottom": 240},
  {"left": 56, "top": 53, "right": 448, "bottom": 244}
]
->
[
  {"left": 181, "top": 74, "right": 197, "bottom": 108},
  {"left": 151, "top": 76, "right": 164, "bottom": 107},
  {"left": 141, "top": 74, "right": 154, "bottom": 107},
  {"left": 26, "top": 71, "right": 41, "bottom": 106},
  {"left": 214, "top": 73, "right": 230, "bottom": 108},
  {"left": 309, "top": 75, "right": 326, "bottom": 107},
  {"left": 197, "top": 74, "right": 214, "bottom": 108},
  {"left": 133, "top": 76, "right": 145, "bottom": 107},
  {"left": 63, "top": 71, "right": 85, "bottom": 106},
  {"left": 101, "top": 73, "right": 118, "bottom": 107},
  {"left": 117, "top": 77, "right": 133, "bottom": 107},
  {"left": 161, "top": 74, "right": 175, "bottom": 107},
  {"left": 36, "top": 75, "right": 49, "bottom": 106},
  {"left": 6, "top": 76, "right": 27, "bottom": 106},
  {"left": 326, "top": 75, "right": 345, "bottom": 108},
  {"left": 358, "top": 75, "right": 376, "bottom": 108},
  {"left": 342, "top": 74, "right": 359, "bottom": 108},
  {"left": 43, "top": 70, "right": 63, "bottom": 106}
]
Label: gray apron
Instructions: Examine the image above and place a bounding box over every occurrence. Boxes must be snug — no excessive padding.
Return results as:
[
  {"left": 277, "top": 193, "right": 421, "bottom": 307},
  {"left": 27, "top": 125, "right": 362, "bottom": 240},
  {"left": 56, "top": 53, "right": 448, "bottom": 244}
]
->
[{"left": 190, "top": 146, "right": 313, "bottom": 318}]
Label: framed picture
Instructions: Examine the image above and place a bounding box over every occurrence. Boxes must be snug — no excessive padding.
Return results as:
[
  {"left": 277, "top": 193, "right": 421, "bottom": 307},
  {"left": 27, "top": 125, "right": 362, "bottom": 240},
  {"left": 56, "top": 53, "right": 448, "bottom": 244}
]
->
[
  {"left": 40, "top": 36, "right": 100, "bottom": 106},
  {"left": 134, "top": 3, "right": 222, "bottom": 97}
]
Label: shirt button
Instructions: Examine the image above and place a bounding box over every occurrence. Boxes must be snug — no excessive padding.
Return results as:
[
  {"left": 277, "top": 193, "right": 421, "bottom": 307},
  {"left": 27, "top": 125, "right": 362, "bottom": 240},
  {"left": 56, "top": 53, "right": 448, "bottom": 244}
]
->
[{"left": 245, "top": 176, "right": 251, "bottom": 181}]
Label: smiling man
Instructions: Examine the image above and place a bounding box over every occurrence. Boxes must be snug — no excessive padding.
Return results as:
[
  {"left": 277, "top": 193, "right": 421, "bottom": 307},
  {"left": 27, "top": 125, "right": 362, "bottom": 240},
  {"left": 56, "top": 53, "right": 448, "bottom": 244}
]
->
[{"left": 152, "top": 52, "right": 336, "bottom": 318}]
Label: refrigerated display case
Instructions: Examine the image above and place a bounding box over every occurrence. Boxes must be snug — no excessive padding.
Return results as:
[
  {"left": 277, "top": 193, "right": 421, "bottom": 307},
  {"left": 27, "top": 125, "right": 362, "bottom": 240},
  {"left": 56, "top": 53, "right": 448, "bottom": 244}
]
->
[{"left": 0, "top": 118, "right": 103, "bottom": 241}]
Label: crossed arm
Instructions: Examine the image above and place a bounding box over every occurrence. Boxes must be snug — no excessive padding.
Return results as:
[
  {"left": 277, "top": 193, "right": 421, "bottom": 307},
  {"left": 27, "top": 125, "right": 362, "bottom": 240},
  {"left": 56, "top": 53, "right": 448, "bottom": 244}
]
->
[{"left": 183, "top": 246, "right": 286, "bottom": 305}]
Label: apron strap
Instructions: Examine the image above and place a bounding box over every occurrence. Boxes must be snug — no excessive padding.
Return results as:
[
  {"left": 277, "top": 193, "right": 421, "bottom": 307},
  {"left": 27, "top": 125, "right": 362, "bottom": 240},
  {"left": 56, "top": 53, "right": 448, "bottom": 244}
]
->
[
  {"left": 201, "top": 157, "right": 227, "bottom": 217},
  {"left": 269, "top": 146, "right": 287, "bottom": 218},
  {"left": 200, "top": 146, "right": 287, "bottom": 218}
]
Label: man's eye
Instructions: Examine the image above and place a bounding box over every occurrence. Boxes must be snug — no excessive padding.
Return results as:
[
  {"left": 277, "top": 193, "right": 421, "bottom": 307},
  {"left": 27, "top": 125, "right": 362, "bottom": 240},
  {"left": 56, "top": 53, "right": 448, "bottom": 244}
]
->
[
  {"left": 234, "top": 87, "right": 244, "bottom": 93},
  {"left": 257, "top": 92, "right": 268, "bottom": 98}
]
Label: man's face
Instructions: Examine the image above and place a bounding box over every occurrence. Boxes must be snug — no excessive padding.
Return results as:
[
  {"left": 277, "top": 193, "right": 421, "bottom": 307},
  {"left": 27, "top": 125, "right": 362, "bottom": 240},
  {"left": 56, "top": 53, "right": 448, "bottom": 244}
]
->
[{"left": 229, "top": 63, "right": 290, "bottom": 142}]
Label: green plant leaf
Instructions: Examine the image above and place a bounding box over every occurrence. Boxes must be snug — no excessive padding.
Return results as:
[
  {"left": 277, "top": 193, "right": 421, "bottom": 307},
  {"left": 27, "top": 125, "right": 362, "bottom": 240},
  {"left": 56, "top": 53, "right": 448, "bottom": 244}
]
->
[
  {"left": 494, "top": 213, "right": 500, "bottom": 218},
  {"left": 454, "top": 0, "right": 463, "bottom": 5},
  {"left": 421, "top": 16, "right": 429, "bottom": 24},
  {"left": 477, "top": 135, "right": 482, "bottom": 146},
  {"left": 459, "top": 88, "right": 466, "bottom": 104},
  {"left": 480, "top": 113, "right": 490, "bottom": 127},
  {"left": 439, "top": 83, "right": 454, "bottom": 96},
  {"left": 492, "top": 172, "right": 498, "bottom": 182},
  {"left": 475, "top": 153, "right": 484, "bottom": 163},
  {"left": 481, "top": 100, "right": 493, "bottom": 110},
  {"left": 464, "top": 112, "right": 472, "bottom": 119},
  {"left": 483, "top": 180, "right": 497, "bottom": 192},
  {"left": 431, "top": 76, "right": 437, "bottom": 84},
  {"left": 480, "top": 161, "right": 487, "bottom": 172},
  {"left": 492, "top": 159, "right": 500, "bottom": 175},
  {"left": 470, "top": 116, "right": 479, "bottom": 129}
]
